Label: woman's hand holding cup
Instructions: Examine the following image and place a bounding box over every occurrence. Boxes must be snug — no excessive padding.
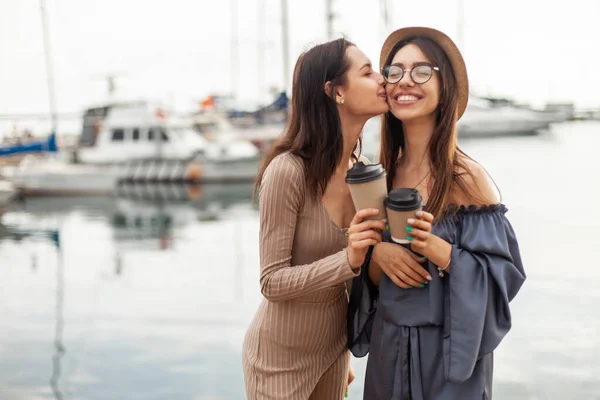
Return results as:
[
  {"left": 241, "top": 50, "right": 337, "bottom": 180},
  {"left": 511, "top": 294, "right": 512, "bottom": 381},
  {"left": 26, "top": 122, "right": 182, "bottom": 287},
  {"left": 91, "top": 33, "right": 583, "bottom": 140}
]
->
[
  {"left": 347, "top": 208, "right": 386, "bottom": 270},
  {"left": 406, "top": 210, "right": 434, "bottom": 253}
]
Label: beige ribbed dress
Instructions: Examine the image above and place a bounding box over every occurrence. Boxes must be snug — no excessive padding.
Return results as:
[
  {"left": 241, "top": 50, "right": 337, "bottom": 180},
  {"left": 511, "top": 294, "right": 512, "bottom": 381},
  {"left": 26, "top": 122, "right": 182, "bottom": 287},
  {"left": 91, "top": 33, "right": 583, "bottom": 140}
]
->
[{"left": 242, "top": 153, "right": 360, "bottom": 400}]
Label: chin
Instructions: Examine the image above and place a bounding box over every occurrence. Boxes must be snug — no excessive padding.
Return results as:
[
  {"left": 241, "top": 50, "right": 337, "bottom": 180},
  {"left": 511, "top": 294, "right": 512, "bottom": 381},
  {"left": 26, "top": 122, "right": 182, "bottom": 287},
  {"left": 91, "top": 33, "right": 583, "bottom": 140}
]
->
[
  {"left": 377, "top": 105, "right": 390, "bottom": 115},
  {"left": 390, "top": 107, "right": 430, "bottom": 122},
  {"left": 363, "top": 105, "right": 389, "bottom": 118}
]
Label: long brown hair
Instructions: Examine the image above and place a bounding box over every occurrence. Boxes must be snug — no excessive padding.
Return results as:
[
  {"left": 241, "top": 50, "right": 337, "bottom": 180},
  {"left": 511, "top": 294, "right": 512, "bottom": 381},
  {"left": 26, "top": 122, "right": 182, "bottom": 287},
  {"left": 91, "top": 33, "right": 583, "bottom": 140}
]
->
[
  {"left": 379, "top": 37, "right": 488, "bottom": 219},
  {"left": 255, "top": 38, "right": 359, "bottom": 199}
]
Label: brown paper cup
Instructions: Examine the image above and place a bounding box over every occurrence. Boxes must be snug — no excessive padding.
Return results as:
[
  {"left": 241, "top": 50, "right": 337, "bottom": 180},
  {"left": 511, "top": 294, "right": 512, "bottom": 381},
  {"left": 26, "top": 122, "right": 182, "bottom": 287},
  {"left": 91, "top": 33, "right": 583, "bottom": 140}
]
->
[
  {"left": 386, "top": 207, "right": 422, "bottom": 244},
  {"left": 347, "top": 175, "right": 388, "bottom": 221}
]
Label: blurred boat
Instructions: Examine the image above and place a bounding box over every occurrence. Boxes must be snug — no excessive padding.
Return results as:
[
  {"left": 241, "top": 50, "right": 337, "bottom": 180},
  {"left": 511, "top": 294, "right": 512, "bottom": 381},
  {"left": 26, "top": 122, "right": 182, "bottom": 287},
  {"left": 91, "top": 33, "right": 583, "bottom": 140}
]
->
[
  {"left": 196, "top": 91, "right": 288, "bottom": 128},
  {"left": 0, "top": 178, "right": 17, "bottom": 207},
  {"left": 0, "top": 132, "right": 58, "bottom": 157},
  {"left": 192, "top": 110, "right": 283, "bottom": 154},
  {"left": 457, "top": 96, "right": 564, "bottom": 137},
  {"left": 4, "top": 102, "right": 262, "bottom": 196}
]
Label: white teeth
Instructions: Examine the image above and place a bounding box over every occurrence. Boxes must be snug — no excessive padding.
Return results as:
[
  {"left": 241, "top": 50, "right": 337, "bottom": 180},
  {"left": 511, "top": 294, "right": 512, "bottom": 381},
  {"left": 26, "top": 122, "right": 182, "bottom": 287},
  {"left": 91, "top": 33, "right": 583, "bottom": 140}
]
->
[{"left": 395, "top": 95, "right": 418, "bottom": 102}]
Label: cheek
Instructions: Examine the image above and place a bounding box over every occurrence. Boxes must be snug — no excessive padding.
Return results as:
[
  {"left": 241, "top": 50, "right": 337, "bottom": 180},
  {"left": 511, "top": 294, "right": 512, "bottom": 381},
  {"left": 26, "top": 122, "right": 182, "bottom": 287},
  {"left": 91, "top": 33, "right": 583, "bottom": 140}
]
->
[{"left": 350, "top": 83, "right": 375, "bottom": 106}]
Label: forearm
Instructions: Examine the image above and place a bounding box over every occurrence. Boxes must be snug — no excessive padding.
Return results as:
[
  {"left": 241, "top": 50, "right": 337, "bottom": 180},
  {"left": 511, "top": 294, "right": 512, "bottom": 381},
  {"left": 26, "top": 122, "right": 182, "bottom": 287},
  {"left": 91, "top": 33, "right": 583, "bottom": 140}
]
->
[
  {"left": 368, "top": 254, "right": 383, "bottom": 286},
  {"left": 421, "top": 234, "right": 453, "bottom": 274},
  {"left": 260, "top": 248, "right": 358, "bottom": 302}
]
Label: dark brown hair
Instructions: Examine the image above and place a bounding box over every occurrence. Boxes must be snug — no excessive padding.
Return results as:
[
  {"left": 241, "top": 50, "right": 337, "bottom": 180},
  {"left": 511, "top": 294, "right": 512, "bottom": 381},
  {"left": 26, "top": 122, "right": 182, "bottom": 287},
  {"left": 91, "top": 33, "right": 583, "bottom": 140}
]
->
[
  {"left": 379, "top": 36, "right": 489, "bottom": 219},
  {"left": 255, "top": 38, "right": 359, "bottom": 199}
]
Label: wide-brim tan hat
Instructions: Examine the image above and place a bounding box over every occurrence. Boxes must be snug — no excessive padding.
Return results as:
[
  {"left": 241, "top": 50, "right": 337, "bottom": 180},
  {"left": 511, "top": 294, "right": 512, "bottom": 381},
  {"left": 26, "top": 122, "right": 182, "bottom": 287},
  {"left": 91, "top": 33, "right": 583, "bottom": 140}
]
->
[{"left": 380, "top": 26, "right": 469, "bottom": 120}]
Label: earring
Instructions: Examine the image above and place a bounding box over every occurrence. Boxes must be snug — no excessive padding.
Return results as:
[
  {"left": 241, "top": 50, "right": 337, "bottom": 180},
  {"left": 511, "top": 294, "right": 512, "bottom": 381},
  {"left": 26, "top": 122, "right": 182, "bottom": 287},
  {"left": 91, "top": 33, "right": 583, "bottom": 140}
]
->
[{"left": 340, "top": 99, "right": 344, "bottom": 105}]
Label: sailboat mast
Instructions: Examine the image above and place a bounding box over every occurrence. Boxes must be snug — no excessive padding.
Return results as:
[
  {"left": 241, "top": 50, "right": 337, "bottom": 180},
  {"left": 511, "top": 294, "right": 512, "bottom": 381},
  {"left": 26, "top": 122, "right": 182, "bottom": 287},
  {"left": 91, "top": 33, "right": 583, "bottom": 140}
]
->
[
  {"left": 325, "top": 0, "right": 334, "bottom": 39},
  {"left": 257, "top": 0, "right": 265, "bottom": 99},
  {"left": 39, "top": 0, "right": 58, "bottom": 134},
  {"left": 281, "top": 0, "right": 290, "bottom": 93},
  {"left": 456, "top": 0, "right": 465, "bottom": 53},
  {"left": 231, "top": 0, "right": 239, "bottom": 99}
]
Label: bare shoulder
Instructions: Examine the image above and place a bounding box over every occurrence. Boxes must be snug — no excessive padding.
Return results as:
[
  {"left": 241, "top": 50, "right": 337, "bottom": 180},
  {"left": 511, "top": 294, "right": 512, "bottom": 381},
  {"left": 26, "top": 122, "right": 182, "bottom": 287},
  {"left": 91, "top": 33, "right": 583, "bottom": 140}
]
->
[{"left": 453, "top": 157, "right": 500, "bottom": 206}]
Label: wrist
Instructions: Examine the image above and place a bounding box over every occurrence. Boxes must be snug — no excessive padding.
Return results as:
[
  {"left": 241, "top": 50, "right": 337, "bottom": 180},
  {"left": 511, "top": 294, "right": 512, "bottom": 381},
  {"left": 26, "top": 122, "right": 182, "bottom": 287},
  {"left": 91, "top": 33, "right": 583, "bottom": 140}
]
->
[
  {"left": 346, "top": 248, "right": 361, "bottom": 271},
  {"left": 423, "top": 235, "right": 452, "bottom": 269}
]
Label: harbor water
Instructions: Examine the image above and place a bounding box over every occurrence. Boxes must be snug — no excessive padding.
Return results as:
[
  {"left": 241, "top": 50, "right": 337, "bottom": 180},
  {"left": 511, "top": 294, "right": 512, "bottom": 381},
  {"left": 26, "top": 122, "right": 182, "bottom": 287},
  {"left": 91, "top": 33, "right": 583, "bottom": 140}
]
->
[{"left": 1, "top": 121, "right": 599, "bottom": 399}]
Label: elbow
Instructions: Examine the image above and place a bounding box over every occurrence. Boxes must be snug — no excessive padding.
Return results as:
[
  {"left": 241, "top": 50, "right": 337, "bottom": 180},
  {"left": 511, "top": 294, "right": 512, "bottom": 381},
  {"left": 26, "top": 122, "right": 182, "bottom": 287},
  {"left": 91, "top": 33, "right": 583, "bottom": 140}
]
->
[{"left": 260, "top": 275, "right": 285, "bottom": 302}]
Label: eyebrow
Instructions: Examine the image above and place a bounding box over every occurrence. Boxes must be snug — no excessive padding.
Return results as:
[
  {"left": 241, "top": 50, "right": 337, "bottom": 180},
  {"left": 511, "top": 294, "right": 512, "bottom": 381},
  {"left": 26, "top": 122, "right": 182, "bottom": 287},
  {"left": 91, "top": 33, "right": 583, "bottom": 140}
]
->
[
  {"left": 391, "top": 61, "right": 430, "bottom": 67},
  {"left": 359, "top": 63, "right": 372, "bottom": 70}
]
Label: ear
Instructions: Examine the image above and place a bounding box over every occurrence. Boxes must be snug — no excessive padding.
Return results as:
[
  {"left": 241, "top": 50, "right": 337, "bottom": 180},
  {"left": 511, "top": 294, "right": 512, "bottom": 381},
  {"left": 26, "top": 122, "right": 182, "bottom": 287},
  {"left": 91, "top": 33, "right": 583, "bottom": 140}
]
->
[{"left": 324, "top": 81, "right": 345, "bottom": 105}]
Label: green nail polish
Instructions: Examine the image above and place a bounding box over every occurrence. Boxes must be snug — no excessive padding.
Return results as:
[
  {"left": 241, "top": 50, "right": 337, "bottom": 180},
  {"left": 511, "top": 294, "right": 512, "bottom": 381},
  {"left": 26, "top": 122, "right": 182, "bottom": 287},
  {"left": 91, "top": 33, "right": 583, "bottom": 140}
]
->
[
  {"left": 345, "top": 392, "right": 348, "bottom": 398},
  {"left": 407, "top": 236, "right": 413, "bottom": 241},
  {"left": 405, "top": 226, "right": 413, "bottom": 232},
  {"left": 408, "top": 285, "right": 414, "bottom": 289},
  {"left": 385, "top": 224, "right": 389, "bottom": 230},
  {"left": 419, "top": 284, "right": 425, "bottom": 288}
]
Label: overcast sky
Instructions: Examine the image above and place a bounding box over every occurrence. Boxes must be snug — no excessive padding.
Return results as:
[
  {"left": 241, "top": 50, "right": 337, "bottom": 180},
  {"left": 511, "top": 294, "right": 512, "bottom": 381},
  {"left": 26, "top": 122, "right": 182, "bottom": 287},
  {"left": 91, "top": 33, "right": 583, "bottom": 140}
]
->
[{"left": 1, "top": 0, "right": 599, "bottom": 116}]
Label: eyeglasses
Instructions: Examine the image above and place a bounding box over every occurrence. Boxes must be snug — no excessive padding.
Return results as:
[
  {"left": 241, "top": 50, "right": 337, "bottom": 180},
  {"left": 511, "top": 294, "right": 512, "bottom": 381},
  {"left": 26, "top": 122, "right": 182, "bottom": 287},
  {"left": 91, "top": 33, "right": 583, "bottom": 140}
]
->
[{"left": 381, "top": 63, "right": 439, "bottom": 84}]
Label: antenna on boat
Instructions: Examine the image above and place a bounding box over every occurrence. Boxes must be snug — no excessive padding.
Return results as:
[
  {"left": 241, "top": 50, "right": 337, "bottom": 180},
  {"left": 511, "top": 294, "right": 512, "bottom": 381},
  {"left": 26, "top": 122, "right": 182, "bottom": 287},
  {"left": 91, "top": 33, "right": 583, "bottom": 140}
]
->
[
  {"left": 39, "top": 0, "right": 58, "bottom": 135},
  {"left": 91, "top": 72, "right": 128, "bottom": 104}
]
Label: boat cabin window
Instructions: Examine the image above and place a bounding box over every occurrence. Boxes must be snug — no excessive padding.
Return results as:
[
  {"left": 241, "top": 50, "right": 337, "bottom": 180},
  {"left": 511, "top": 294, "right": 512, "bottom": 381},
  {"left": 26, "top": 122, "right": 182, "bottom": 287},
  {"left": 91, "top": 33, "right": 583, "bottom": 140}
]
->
[
  {"left": 148, "top": 127, "right": 169, "bottom": 142},
  {"left": 132, "top": 128, "right": 140, "bottom": 141},
  {"left": 111, "top": 128, "right": 125, "bottom": 141}
]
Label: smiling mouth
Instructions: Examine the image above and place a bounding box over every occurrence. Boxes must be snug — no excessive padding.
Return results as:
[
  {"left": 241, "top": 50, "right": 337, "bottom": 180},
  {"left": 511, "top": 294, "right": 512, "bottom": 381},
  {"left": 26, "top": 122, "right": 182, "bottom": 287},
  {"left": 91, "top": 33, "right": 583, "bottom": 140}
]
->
[{"left": 394, "top": 94, "right": 420, "bottom": 103}]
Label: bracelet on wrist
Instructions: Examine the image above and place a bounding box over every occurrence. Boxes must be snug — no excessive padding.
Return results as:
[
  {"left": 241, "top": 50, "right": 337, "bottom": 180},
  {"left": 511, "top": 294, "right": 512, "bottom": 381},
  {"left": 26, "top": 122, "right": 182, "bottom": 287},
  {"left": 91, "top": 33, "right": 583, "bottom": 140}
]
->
[{"left": 437, "top": 257, "right": 451, "bottom": 278}]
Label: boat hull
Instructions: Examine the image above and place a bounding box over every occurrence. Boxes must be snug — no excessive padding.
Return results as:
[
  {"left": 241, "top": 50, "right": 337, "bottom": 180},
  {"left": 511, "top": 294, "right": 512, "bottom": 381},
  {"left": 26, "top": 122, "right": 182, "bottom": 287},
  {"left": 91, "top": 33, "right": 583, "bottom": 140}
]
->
[
  {"left": 0, "top": 180, "right": 17, "bottom": 206},
  {"left": 6, "top": 156, "right": 260, "bottom": 197}
]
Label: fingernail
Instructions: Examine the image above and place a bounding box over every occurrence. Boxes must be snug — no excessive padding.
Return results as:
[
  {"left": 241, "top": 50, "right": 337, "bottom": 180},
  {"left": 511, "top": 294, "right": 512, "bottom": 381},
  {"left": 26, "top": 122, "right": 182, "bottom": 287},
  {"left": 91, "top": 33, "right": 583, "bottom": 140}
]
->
[
  {"left": 415, "top": 211, "right": 423, "bottom": 217},
  {"left": 408, "top": 285, "right": 414, "bottom": 289},
  {"left": 426, "top": 275, "right": 432, "bottom": 280},
  {"left": 419, "top": 284, "right": 425, "bottom": 288},
  {"left": 345, "top": 392, "right": 348, "bottom": 398},
  {"left": 385, "top": 224, "right": 389, "bottom": 230},
  {"left": 407, "top": 236, "right": 413, "bottom": 241},
  {"left": 421, "top": 256, "right": 427, "bottom": 259},
  {"left": 405, "top": 226, "right": 413, "bottom": 232},
  {"left": 407, "top": 218, "right": 415, "bottom": 224}
]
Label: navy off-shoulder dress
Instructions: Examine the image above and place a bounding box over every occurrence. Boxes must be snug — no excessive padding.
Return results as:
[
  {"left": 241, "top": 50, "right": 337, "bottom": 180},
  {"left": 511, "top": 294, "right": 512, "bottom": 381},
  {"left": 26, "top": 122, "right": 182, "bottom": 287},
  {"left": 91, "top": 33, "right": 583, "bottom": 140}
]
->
[{"left": 362, "top": 204, "right": 526, "bottom": 400}]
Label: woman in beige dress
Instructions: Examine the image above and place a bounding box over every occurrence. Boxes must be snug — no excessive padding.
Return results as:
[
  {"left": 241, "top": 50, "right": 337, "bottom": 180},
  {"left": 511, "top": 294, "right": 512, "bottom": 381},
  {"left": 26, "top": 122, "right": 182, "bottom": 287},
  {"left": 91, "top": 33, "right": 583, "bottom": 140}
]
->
[{"left": 242, "top": 38, "right": 390, "bottom": 399}]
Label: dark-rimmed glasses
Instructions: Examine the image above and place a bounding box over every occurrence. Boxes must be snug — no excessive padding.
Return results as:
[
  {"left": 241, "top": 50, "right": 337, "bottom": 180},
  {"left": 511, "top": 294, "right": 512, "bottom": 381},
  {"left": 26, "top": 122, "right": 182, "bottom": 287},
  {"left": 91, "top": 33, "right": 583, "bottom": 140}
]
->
[{"left": 381, "top": 63, "right": 439, "bottom": 84}]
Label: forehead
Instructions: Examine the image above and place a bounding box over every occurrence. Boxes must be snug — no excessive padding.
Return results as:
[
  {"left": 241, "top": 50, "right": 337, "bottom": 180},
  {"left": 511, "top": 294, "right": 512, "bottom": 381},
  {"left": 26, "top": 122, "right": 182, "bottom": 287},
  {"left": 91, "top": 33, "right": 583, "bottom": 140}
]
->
[
  {"left": 390, "top": 43, "right": 431, "bottom": 66},
  {"left": 346, "top": 46, "right": 370, "bottom": 67}
]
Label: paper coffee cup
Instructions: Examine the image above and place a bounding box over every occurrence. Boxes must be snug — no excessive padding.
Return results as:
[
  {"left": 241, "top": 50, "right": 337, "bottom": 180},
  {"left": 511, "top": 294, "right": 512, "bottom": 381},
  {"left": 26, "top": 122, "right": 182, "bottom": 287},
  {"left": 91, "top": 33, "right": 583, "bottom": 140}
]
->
[
  {"left": 345, "top": 162, "right": 388, "bottom": 221},
  {"left": 384, "top": 188, "right": 423, "bottom": 244}
]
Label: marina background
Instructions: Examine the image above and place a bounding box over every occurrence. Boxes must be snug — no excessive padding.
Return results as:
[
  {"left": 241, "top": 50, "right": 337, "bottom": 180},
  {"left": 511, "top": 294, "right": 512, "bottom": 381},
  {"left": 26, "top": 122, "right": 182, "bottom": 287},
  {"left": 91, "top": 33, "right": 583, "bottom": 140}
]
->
[{"left": 1, "top": 0, "right": 600, "bottom": 399}]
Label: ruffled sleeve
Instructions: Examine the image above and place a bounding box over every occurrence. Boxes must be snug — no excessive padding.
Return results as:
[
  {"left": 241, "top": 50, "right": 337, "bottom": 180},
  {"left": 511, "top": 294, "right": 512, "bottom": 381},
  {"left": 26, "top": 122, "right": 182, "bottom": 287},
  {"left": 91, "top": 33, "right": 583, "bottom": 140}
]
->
[{"left": 443, "top": 204, "right": 526, "bottom": 383}]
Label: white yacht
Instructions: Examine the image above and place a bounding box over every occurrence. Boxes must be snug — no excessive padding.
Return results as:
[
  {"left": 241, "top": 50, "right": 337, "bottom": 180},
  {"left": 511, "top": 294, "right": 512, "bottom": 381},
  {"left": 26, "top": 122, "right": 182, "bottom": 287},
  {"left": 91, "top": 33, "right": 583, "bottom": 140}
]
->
[
  {"left": 457, "top": 96, "right": 563, "bottom": 137},
  {"left": 4, "top": 102, "right": 262, "bottom": 196}
]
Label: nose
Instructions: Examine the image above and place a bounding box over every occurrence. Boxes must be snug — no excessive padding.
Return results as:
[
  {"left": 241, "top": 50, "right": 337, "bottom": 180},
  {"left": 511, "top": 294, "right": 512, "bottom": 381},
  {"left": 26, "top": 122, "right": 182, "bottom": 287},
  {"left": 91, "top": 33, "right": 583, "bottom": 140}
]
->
[
  {"left": 376, "top": 72, "right": 385, "bottom": 86},
  {"left": 398, "top": 70, "right": 414, "bottom": 87}
]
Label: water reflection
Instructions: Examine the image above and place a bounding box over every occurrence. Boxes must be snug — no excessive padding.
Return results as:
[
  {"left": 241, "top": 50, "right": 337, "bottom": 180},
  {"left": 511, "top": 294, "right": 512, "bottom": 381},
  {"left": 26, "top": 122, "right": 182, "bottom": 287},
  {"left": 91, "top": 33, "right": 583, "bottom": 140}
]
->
[
  {"left": 0, "top": 183, "right": 258, "bottom": 400},
  {"left": 1, "top": 122, "right": 600, "bottom": 399},
  {"left": 51, "top": 243, "right": 65, "bottom": 400}
]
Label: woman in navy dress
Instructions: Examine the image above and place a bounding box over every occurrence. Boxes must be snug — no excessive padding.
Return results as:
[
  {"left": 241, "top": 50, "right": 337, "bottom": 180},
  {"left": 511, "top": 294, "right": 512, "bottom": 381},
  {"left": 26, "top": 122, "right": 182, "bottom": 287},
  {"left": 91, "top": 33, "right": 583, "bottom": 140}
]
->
[{"left": 361, "top": 27, "right": 526, "bottom": 399}]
